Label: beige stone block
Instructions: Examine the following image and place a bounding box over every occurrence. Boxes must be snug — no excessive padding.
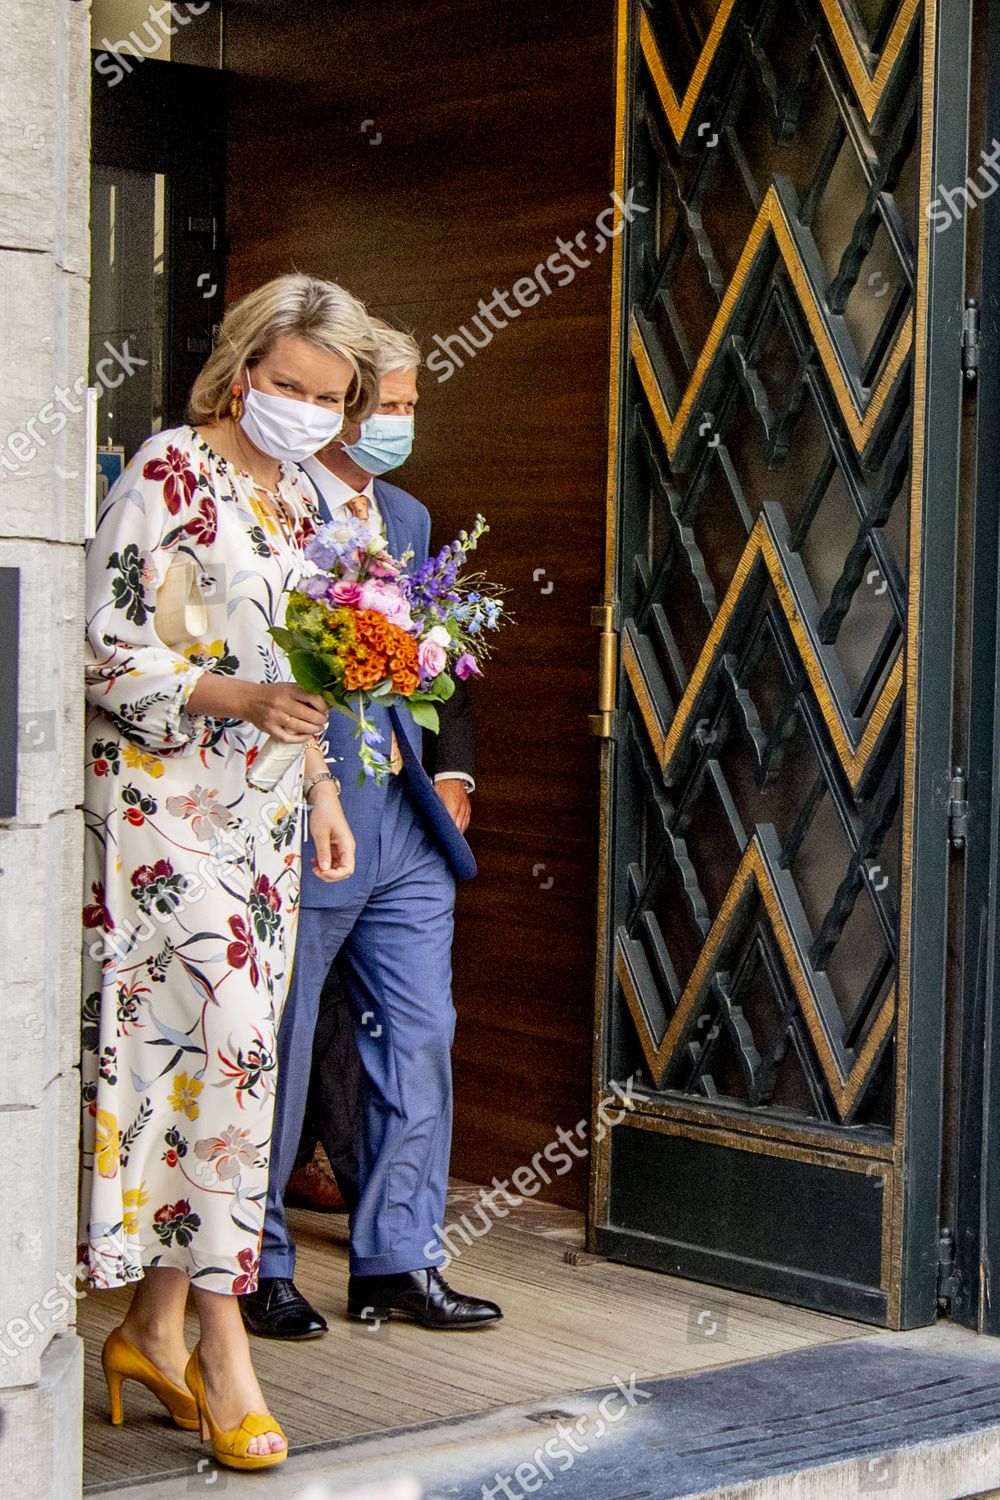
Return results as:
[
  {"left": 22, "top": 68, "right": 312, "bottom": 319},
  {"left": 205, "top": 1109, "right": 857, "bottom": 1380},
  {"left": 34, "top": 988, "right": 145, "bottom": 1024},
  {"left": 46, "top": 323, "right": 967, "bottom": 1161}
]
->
[
  {"left": 57, "top": 810, "right": 86, "bottom": 1087},
  {"left": 0, "top": 255, "right": 91, "bottom": 546},
  {"left": 0, "top": 1082, "right": 62, "bottom": 1389},
  {"left": 53, "top": 1068, "right": 82, "bottom": 1336},
  {"left": 61, "top": 0, "right": 93, "bottom": 277},
  {"left": 0, "top": 0, "right": 91, "bottom": 273},
  {"left": 0, "top": 1333, "right": 83, "bottom": 1499},
  {"left": 54, "top": 265, "right": 94, "bottom": 543},
  {"left": 0, "top": 817, "right": 79, "bottom": 1106},
  {"left": 0, "top": 1077, "right": 82, "bottom": 1350},
  {"left": 0, "top": 810, "right": 86, "bottom": 1100},
  {"left": 0, "top": 3, "right": 56, "bottom": 253}
]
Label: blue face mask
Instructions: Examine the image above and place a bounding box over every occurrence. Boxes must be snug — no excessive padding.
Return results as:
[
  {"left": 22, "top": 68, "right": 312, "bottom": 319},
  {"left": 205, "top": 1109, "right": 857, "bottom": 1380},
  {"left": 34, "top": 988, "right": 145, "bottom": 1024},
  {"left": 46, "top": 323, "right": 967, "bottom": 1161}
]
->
[{"left": 342, "top": 413, "right": 414, "bottom": 475}]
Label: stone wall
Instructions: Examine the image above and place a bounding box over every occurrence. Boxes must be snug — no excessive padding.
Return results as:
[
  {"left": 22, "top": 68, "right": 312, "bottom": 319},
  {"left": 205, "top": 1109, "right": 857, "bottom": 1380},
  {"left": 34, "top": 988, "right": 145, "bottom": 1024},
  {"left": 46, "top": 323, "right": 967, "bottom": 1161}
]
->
[{"left": 0, "top": 1, "right": 91, "bottom": 1494}]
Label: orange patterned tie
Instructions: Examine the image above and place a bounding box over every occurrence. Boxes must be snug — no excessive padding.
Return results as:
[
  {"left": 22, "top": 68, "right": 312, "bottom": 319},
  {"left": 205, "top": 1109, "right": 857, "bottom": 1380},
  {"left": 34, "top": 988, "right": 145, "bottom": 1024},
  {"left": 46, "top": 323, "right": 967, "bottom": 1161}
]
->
[{"left": 348, "top": 493, "right": 370, "bottom": 523}]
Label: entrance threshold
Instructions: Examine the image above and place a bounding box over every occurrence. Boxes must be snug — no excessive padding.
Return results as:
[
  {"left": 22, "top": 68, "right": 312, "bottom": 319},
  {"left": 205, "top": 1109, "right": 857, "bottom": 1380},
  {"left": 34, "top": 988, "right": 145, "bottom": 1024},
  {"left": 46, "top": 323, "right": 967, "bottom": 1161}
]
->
[
  {"left": 100, "top": 1324, "right": 1000, "bottom": 1500},
  {"left": 81, "top": 1181, "right": 868, "bottom": 1494}
]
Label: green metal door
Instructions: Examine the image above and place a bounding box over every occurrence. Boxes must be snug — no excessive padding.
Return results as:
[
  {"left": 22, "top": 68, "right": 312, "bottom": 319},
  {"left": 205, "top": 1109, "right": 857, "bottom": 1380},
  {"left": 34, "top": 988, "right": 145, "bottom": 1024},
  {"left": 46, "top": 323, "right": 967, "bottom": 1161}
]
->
[{"left": 591, "top": 0, "right": 970, "bottom": 1327}]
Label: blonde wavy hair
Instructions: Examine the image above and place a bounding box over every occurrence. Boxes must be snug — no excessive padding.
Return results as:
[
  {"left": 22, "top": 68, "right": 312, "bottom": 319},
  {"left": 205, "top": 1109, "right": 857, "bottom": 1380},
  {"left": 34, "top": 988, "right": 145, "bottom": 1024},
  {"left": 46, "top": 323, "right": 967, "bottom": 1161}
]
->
[
  {"left": 188, "top": 274, "right": 381, "bottom": 425},
  {"left": 372, "top": 319, "right": 422, "bottom": 376}
]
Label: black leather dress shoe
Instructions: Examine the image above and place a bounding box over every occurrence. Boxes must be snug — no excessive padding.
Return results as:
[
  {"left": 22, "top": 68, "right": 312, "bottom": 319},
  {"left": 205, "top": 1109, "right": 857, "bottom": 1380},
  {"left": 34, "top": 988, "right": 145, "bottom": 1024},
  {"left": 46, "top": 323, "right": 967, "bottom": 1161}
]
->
[
  {"left": 240, "top": 1277, "right": 328, "bottom": 1339},
  {"left": 347, "top": 1267, "right": 503, "bottom": 1329}
]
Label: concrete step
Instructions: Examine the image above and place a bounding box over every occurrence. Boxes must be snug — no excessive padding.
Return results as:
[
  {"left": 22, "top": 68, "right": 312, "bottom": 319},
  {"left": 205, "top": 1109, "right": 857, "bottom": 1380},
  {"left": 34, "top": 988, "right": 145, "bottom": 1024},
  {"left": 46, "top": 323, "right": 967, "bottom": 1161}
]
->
[{"left": 99, "top": 1324, "right": 1000, "bottom": 1500}]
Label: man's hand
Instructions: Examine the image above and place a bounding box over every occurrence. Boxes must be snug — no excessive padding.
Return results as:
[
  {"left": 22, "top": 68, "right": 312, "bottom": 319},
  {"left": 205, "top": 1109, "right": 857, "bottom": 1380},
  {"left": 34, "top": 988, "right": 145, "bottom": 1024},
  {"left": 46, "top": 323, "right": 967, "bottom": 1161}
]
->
[{"left": 435, "top": 778, "right": 472, "bottom": 833}]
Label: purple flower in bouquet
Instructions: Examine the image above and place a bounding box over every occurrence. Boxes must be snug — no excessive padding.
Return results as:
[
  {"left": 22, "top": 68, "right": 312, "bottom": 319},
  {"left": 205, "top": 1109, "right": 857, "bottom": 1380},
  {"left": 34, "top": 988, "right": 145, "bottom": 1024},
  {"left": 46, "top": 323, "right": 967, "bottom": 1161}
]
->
[{"left": 454, "top": 651, "right": 484, "bottom": 680}]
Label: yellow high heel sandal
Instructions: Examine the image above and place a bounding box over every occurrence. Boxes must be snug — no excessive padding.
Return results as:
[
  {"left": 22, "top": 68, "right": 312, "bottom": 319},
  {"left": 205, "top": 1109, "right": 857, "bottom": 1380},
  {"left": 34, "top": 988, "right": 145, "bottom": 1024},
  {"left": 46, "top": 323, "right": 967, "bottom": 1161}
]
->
[
  {"left": 101, "top": 1327, "right": 200, "bottom": 1431},
  {"left": 184, "top": 1345, "right": 287, "bottom": 1472}
]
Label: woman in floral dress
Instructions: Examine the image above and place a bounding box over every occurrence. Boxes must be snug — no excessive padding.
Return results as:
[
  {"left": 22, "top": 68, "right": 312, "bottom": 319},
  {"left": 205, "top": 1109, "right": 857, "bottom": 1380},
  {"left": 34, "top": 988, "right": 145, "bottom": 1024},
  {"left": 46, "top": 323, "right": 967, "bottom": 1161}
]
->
[{"left": 81, "top": 275, "right": 378, "bottom": 1467}]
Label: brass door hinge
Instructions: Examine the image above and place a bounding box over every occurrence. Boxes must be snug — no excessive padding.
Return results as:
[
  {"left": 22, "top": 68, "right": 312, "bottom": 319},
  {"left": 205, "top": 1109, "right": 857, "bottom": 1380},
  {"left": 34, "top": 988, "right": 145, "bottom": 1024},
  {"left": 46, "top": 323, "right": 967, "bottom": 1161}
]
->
[{"left": 589, "top": 603, "right": 618, "bottom": 739}]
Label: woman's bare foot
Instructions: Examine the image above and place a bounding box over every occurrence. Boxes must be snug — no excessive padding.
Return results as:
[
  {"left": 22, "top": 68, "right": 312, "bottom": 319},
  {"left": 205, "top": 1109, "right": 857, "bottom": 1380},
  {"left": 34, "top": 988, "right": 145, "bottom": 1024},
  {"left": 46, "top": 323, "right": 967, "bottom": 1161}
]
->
[
  {"left": 196, "top": 1325, "right": 286, "bottom": 1457},
  {"left": 118, "top": 1265, "right": 192, "bottom": 1391},
  {"left": 117, "top": 1313, "right": 190, "bottom": 1392}
]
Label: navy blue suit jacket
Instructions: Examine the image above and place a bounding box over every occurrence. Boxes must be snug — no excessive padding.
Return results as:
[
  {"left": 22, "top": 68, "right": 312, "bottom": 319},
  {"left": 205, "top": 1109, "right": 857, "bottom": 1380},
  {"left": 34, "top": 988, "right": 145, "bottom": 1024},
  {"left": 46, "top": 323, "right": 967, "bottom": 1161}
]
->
[{"left": 298, "top": 473, "right": 477, "bottom": 907}]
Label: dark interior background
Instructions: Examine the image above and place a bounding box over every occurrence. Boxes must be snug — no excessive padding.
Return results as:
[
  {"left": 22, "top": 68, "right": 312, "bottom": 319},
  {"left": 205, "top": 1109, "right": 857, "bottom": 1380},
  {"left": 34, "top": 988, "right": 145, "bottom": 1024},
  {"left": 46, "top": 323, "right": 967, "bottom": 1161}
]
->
[{"left": 222, "top": 0, "right": 617, "bottom": 1205}]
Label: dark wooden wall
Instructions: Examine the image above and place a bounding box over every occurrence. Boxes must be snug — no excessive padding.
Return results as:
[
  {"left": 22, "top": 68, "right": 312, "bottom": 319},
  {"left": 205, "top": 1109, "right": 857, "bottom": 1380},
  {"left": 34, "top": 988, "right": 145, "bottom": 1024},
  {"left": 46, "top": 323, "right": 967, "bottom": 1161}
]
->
[{"left": 223, "top": 0, "right": 617, "bottom": 1206}]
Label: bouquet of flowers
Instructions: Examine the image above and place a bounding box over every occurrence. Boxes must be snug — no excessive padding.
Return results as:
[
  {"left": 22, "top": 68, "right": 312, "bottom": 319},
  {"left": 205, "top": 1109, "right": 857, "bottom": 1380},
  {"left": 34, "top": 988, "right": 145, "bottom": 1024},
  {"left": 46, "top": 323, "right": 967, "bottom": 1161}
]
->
[{"left": 248, "top": 514, "right": 505, "bottom": 790}]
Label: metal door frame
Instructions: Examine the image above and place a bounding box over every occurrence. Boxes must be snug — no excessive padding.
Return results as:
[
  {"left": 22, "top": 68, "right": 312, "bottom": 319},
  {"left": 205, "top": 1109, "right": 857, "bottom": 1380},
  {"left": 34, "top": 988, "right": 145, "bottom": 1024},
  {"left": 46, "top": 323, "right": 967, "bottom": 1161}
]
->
[
  {"left": 953, "top": 0, "right": 1000, "bottom": 1337},
  {"left": 589, "top": 0, "right": 972, "bottom": 1330}
]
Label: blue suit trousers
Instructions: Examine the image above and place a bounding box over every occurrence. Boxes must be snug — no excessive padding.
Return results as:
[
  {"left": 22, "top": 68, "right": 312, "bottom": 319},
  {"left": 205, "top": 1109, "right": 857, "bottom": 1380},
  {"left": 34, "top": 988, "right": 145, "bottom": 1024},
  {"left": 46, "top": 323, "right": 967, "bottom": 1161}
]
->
[{"left": 262, "top": 775, "right": 457, "bottom": 1277}]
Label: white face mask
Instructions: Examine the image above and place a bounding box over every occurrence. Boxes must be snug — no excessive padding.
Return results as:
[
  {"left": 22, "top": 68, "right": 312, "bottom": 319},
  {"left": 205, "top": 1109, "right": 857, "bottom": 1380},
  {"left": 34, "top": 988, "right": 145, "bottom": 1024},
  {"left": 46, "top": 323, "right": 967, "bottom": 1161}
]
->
[{"left": 239, "top": 368, "right": 345, "bottom": 463}]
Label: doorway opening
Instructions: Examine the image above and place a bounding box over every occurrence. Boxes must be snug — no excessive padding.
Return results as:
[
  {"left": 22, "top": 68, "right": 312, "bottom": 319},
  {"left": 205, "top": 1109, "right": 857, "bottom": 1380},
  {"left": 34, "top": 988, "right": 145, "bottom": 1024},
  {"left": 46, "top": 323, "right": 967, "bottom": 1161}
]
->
[
  {"left": 79, "top": 2, "right": 880, "bottom": 1491},
  {"left": 80, "top": 0, "right": 1000, "bottom": 1491}
]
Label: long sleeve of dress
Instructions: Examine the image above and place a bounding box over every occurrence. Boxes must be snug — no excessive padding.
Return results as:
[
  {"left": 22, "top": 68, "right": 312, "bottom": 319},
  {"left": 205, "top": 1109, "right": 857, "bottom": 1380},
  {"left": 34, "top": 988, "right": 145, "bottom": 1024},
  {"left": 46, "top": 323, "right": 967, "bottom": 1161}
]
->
[{"left": 84, "top": 434, "right": 215, "bottom": 754}]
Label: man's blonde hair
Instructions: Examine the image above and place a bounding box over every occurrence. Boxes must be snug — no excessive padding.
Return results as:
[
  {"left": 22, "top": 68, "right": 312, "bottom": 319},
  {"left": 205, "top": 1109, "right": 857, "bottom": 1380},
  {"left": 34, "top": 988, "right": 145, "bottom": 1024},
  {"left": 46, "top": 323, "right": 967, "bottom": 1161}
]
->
[
  {"left": 188, "top": 274, "right": 381, "bottom": 425},
  {"left": 372, "top": 319, "right": 421, "bottom": 376}
]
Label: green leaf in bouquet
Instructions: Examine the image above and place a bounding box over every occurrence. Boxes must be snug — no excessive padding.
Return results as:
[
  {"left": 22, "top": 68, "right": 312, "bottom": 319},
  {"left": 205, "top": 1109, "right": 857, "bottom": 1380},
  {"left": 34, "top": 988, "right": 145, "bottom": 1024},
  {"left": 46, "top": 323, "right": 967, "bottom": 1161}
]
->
[
  {"left": 406, "top": 699, "right": 441, "bottom": 733},
  {"left": 289, "top": 650, "right": 332, "bottom": 694},
  {"left": 326, "top": 694, "right": 359, "bottom": 720},
  {"left": 328, "top": 698, "right": 359, "bottom": 720},
  {"left": 416, "top": 672, "right": 455, "bottom": 699},
  {"left": 270, "top": 626, "right": 296, "bottom": 651},
  {"left": 317, "top": 652, "right": 347, "bottom": 681}
]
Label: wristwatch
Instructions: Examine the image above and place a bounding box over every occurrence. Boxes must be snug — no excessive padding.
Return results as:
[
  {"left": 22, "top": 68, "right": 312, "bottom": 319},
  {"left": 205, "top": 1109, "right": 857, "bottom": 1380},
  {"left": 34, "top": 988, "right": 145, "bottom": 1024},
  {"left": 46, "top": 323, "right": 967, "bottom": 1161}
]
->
[{"left": 303, "top": 770, "right": 341, "bottom": 800}]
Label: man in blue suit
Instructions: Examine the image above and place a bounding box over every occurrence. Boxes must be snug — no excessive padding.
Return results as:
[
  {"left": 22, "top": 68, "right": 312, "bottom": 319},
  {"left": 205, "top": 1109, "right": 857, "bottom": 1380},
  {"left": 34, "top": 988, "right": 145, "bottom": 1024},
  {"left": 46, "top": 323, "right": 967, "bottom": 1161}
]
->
[
  {"left": 282, "top": 671, "right": 474, "bottom": 1216},
  {"left": 242, "top": 323, "right": 501, "bottom": 1338}
]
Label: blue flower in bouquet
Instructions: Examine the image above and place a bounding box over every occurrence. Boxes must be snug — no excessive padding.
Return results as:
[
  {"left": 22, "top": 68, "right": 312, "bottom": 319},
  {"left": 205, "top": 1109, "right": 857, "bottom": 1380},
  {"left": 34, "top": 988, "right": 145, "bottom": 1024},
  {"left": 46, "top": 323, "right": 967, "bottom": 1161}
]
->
[
  {"left": 304, "top": 529, "right": 341, "bottom": 572},
  {"left": 305, "top": 520, "right": 375, "bottom": 574},
  {"left": 362, "top": 750, "right": 390, "bottom": 779}
]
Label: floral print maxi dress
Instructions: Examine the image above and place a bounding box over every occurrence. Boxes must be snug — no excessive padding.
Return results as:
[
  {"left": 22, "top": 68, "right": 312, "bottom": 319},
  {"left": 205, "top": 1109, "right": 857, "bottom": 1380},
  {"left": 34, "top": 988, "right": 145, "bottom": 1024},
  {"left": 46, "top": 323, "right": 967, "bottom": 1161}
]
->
[{"left": 80, "top": 424, "right": 318, "bottom": 1294}]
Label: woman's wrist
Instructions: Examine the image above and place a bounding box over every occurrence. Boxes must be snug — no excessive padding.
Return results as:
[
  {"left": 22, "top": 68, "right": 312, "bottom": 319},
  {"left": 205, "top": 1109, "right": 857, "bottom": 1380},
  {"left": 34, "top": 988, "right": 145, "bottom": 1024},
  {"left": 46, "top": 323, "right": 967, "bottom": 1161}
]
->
[
  {"left": 304, "top": 771, "right": 341, "bottom": 804},
  {"left": 303, "top": 739, "right": 327, "bottom": 779},
  {"left": 187, "top": 673, "right": 253, "bottom": 722},
  {"left": 303, "top": 738, "right": 338, "bottom": 803}
]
